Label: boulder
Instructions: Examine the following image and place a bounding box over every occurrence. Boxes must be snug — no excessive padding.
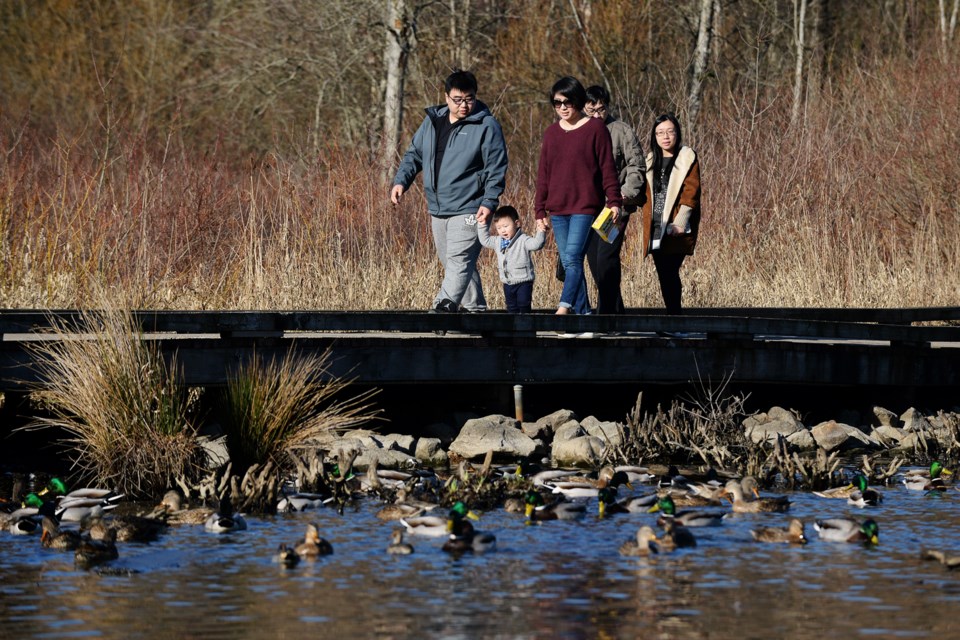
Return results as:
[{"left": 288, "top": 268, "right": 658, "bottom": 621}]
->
[
  {"left": 534, "top": 409, "right": 580, "bottom": 435},
  {"left": 785, "top": 429, "right": 816, "bottom": 451},
  {"left": 414, "top": 437, "right": 448, "bottom": 468},
  {"left": 354, "top": 447, "right": 418, "bottom": 471},
  {"left": 448, "top": 415, "right": 538, "bottom": 460},
  {"left": 743, "top": 407, "right": 805, "bottom": 445},
  {"left": 521, "top": 420, "right": 553, "bottom": 441},
  {"left": 551, "top": 435, "right": 605, "bottom": 467},
  {"left": 553, "top": 420, "right": 585, "bottom": 443},
  {"left": 810, "top": 420, "right": 880, "bottom": 452},
  {"left": 376, "top": 433, "right": 416, "bottom": 453},
  {"left": 870, "top": 425, "right": 906, "bottom": 447},
  {"left": 580, "top": 416, "right": 623, "bottom": 447}
]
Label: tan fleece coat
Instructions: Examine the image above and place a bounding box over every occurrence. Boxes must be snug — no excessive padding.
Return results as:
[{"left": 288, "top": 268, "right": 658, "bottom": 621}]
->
[{"left": 640, "top": 146, "right": 701, "bottom": 256}]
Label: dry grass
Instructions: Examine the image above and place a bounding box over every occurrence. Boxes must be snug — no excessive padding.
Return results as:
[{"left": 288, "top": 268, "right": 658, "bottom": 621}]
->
[
  {"left": 216, "top": 347, "right": 382, "bottom": 474},
  {"left": 1, "top": 49, "right": 958, "bottom": 312},
  {"left": 21, "top": 306, "right": 206, "bottom": 497}
]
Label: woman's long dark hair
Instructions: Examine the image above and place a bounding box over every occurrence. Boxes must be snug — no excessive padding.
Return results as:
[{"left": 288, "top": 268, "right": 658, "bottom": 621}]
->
[{"left": 649, "top": 113, "right": 682, "bottom": 193}]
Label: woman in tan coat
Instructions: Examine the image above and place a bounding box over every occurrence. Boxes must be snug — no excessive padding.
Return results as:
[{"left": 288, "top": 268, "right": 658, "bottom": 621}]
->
[{"left": 640, "top": 113, "right": 701, "bottom": 314}]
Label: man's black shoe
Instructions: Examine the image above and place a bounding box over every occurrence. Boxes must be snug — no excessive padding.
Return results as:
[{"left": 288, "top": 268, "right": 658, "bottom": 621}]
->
[{"left": 433, "top": 298, "right": 461, "bottom": 313}]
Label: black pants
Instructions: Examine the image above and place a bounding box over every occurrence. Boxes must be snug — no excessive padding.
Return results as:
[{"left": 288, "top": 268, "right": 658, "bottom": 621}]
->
[
  {"left": 652, "top": 251, "right": 686, "bottom": 314},
  {"left": 585, "top": 215, "right": 628, "bottom": 314},
  {"left": 503, "top": 281, "right": 533, "bottom": 313}
]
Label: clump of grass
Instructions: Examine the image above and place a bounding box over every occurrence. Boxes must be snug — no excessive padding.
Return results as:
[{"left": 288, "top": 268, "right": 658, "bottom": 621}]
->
[
  {"left": 23, "top": 307, "right": 205, "bottom": 497},
  {"left": 216, "top": 347, "right": 382, "bottom": 475}
]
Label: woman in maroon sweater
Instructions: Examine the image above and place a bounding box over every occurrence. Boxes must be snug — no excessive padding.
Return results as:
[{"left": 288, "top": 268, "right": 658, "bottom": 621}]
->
[{"left": 535, "top": 76, "right": 622, "bottom": 318}]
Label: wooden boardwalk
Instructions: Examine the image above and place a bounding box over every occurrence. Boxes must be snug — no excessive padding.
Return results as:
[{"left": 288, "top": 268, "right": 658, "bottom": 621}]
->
[{"left": 1, "top": 308, "right": 958, "bottom": 393}]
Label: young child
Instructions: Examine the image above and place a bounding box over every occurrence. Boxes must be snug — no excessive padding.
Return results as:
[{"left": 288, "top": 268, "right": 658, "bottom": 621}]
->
[{"left": 477, "top": 205, "right": 548, "bottom": 313}]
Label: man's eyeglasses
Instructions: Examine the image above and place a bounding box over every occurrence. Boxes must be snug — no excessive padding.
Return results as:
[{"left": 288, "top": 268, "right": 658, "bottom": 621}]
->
[
  {"left": 448, "top": 94, "right": 476, "bottom": 106},
  {"left": 585, "top": 105, "right": 607, "bottom": 116},
  {"left": 552, "top": 99, "right": 574, "bottom": 108}
]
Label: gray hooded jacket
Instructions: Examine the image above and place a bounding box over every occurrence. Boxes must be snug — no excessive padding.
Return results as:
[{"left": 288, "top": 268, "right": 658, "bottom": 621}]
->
[{"left": 393, "top": 101, "right": 508, "bottom": 216}]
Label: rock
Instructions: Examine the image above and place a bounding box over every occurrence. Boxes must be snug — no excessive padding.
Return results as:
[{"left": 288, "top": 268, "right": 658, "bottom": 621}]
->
[
  {"left": 900, "top": 408, "right": 932, "bottom": 433},
  {"left": 580, "top": 416, "right": 623, "bottom": 447},
  {"left": 873, "top": 406, "right": 899, "bottom": 428},
  {"left": 743, "top": 407, "right": 805, "bottom": 445},
  {"left": 785, "top": 429, "right": 816, "bottom": 450},
  {"left": 810, "top": 420, "right": 880, "bottom": 452},
  {"left": 894, "top": 431, "right": 936, "bottom": 453},
  {"left": 553, "top": 420, "right": 585, "bottom": 443},
  {"left": 414, "top": 438, "right": 448, "bottom": 467},
  {"left": 376, "top": 433, "right": 415, "bottom": 453},
  {"left": 521, "top": 420, "right": 552, "bottom": 441},
  {"left": 534, "top": 409, "right": 579, "bottom": 435},
  {"left": 448, "top": 415, "right": 538, "bottom": 460},
  {"left": 354, "top": 448, "right": 418, "bottom": 471},
  {"left": 551, "top": 435, "right": 605, "bottom": 467},
  {"left": 198, "top": 435, "right": 230, "bottom": 467}
]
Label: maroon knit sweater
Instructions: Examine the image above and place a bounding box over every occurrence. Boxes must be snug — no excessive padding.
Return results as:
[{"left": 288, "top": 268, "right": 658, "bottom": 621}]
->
[{"left": 534, "top": 116, "right": 622, "bottom": 220}]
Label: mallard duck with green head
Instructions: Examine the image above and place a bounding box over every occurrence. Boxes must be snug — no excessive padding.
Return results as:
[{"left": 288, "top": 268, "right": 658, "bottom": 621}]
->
[
  {"left": 751, "top": 518, "right": 807, "bottom": 544},
  {"left": 442, "top": 517, "right": 496, "bottom": 554},
  {"left": 598, "top": 486, "right": 658, "bottom": 518},
  {"left": 403, "top": 501, "right": 477, "bottom": 536},
  {"left": 524, "top": 490, "right": 587, "bottom": 521},
  {"left": 847, "top": 474, "right": 883, "bottom": 508},
  {"left": 649, "top": 495, "right": 725, "bottom": 527},
  {"left": 903, "top": 461, "right": 952, "bottom": 492},
  {"left": 544, "top": 466, "right": 633, "bottom": 500},
  {"left": 814, "top": 518, "right": 879, "bottom": 545}
]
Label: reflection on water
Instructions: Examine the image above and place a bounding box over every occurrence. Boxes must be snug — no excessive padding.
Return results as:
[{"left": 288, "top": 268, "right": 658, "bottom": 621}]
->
[{"left": 2, "top": 479, "right": 960, "bottom": 639}]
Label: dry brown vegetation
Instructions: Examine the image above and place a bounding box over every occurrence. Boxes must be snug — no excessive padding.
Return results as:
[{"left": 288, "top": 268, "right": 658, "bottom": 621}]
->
[{"left": 1, "top": 1, "right": 958, "bottom": 311}]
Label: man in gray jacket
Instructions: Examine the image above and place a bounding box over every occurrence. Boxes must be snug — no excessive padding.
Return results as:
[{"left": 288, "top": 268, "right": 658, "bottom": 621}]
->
[{"left": 391, "top": 70, "right": 509, "bottom": 312}]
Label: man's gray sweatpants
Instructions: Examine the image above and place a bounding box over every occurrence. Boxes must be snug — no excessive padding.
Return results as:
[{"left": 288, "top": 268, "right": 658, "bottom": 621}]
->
[{"left": 431, "top": 213, "right": 486, "bottom": 311}]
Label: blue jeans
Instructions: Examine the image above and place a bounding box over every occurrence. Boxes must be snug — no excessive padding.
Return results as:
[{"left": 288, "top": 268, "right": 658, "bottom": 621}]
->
[{"left": 550, "top": 213, "right": 594, "bottom": 315}]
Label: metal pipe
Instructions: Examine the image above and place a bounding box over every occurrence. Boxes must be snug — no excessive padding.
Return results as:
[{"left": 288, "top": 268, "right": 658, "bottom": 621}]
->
[{"left": 513, "top": 384, "right": 524, "bottom": 422}]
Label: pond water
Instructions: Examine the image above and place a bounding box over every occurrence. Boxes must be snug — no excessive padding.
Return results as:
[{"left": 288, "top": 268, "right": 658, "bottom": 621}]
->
[{"left": 2, "top": 473, "right": 959, "bottom": 639}]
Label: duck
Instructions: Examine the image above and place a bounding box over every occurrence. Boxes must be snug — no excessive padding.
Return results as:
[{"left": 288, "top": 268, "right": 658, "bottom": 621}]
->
[
  {"left": 387, "top": 528, "right": 414, "bottom": 555},
  {"left": 920, "top": 549, "right": 960, "bottom": 569},
  {"left": 659, "top": 488, "right": 721, "bottom": 507},
  {"left": 204, "top": 494, "right": 247, "bottom": 533},
  {"left": 751, "top": 518, "right": 808, "bottom": 544},
  {"left": 847, "top": 474, "right": 883, "bottom": 508},
  {"left": 295, "top": 523, "right": 334, "bottom": 557},
  {"left": 40, "top": 515, "right": 83, "bottom": 551},
  {"left": 7, "top": 515, "right": 40, "bottom": 535},
  {"left": 657, "top": 465, "right": 691, "bottom": 490},
  {"left": 902, "top": 461, "right": 952, "bottom": 492},
  {"left": 648, "top": 495, "right": 725, "bottom": 528},
  {"left": 524, "top": 490, "right": 587, "bottom": 521},
  {"left": 442, "top": 518, "right": 496, "bottom": 554},
  {"left": 39, "top": 478, "right": 124, "bottom": 522},
  {"left": 81, "top": 512, "right": 168, "bottom": 543},
  {"left": 614, "top": 465, "right": 657, "bottom": 485},
  {"left": 375, "top": 487, "right": 438, "bottom": 521},
  {"left": 276, "top": 492, "right": 331, "bottom": 513},
  {"left": 657, "top": 519, "right": 697, "bottom": 551},
  {"left": 74, "top": 527, "right": 119, "bottom": 568},
  {"left": 814, "top": 518, "right": 879, "bottom": 544},
  {"left": 543, "top": 466, "right": 632, "bottom": 500},
  {"left": 155, "top": 489, "right": 215, "bottom": 525},
  {"left": 619, "top": 526, "right": 660, "bottom": 556},
  {"left": 40, "top": 477, "right": 120, "bottom": 502},
  {"left": 597, "top": 487, "right": 658, "bottom": 517},
  {"left": 403, "top": 501, "right": 478, "bottom": 536},
  {"left": 720, "top": 478, "right": 790, "bottom": 513},
  {"left": 273, "top": 543, "right": 301, "bottom": 567}
]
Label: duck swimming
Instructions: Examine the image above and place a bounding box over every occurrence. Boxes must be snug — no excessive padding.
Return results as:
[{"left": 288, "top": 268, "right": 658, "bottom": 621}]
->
[
  {"left": 597, "top": 486, "right": 658, "bottom": 517},
  {"left": 387, "top": 528, "right": 414, "bottom": 555},
  {"left": 40, "top": 515, "right": 82, "bottom": 551},
  {"left": 74, "top": 527, "right": 119, "bottom": 568},
  {"left": 751, "top": 518, "right": 807, "bottom": 544},
  {"left": 720, "top": 478, "right": 790, "bottom": 513},
  {"left": 902, "top": 461, "right": 951, "bottom": 492},
  {"left": 442, "top": 518, "right": 496, "bottom": 554},
  {"left": 155, "top": 489, "right": 214, "bottom": 525},
  {"left": 295, "top": 523, "right": 333, "bottom": 557},
  {"left": 619, "top": 526, "right": 660, "bottom": 556},
  {"left": 657, "top": 519, "right": 697, "bottom": 551},
  {"left": 846, "top": 474, "right": 882, "bottom": 508},
  {"left": 524, "top": 490, "right": 587, "bottom": 521},
  {"left": 403, "top": 501, "right": 477, "bottom": 537},
  {"left": 648, "top": 495, "right": 725, "bottom": 527},
  {"left": 814, "top": 518, "right": 879, "bottom": 545},
  {"left": 204, "top": 494, "right": 247, "bottom": 533}
]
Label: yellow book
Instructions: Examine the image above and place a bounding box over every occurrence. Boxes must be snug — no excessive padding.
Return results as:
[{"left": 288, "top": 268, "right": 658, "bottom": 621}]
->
[{"left": 591, "top": 207, "right": 619, "bottom": 243}]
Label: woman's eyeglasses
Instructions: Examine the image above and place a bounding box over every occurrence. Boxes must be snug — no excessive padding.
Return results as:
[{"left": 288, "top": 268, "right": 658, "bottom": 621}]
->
[{"left": 552, "top": 99, "right": 574, "bottom": 109}]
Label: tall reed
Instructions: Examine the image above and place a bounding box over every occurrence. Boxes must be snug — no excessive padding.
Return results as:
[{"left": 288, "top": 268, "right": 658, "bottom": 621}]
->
[
  {"left": 216, "top": 347, "right": 382, "bottom": 475},
  {"left": 23, "top": 306, "right": 205, "bottom": 497}
]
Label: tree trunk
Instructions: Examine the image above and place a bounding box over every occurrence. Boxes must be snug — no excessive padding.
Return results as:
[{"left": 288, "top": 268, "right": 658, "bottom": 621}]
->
[
  {"left": 791, "top": 0, "right": 808, "bottom": 126},
  {"left": 687, "top": 0, "right": 715, "bottom": 132},
  {"left": 381, "top": 0, "right": 414, "bottom": 179}
]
